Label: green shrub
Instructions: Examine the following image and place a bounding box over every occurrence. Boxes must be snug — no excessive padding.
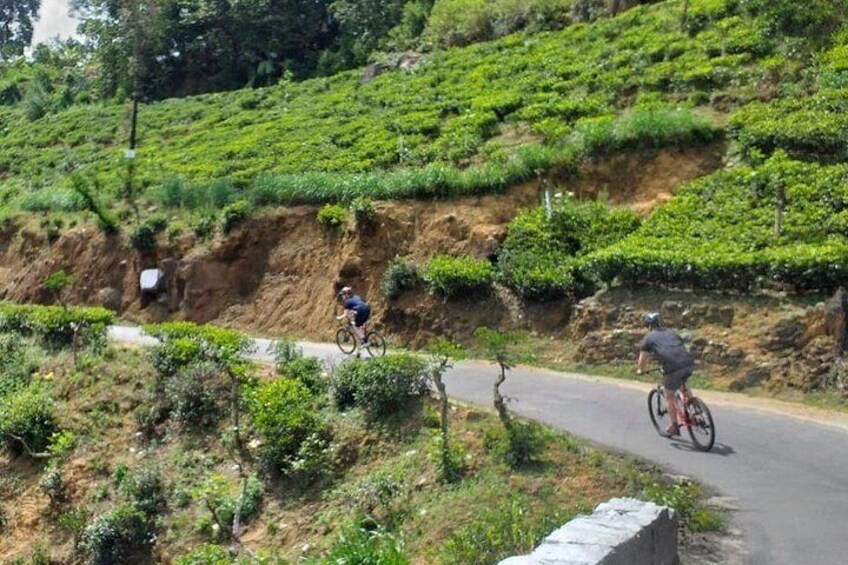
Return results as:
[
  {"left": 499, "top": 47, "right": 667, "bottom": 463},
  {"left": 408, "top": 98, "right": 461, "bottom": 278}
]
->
[
  {"left": 585, "top": 153, "right": 848, "bottom": 293},
  {"left": 273, "top": 338, "right": 302, "bottom": 367},
  {"left": 191, "top": 473, "right": 264, "bottom": 535},
  {"left": 279, "top": 356, "right": 327, "bottom": 397},
  {"left": 0, "top": 333, "right": 35, "bottom": 398},
  {"left": 498, "top": 202, "right": 640, "bottom": 300},
  {"left": 317, "top": 204, "right": 347, "bottom": 228},
  {"left": 130, "top": 217, "right": 168, "bottom": 252},
  {"left": 79, "top": 503, "right": 154, "bottom": 565},
  {"left": 221, "top": 200, "right": 251, "bottom": 234},
  {"left": 423, "top": 255, "right": 495, "bottom": 299},
  {"left": 426, "top": 0, "right": 573, "bottom": 47},
  {"left": 119, "top": 466, "right": 168, "bottom": 516},
  {"left": 249, "top": 378, "right": 326, "bottom": 472},
  {"left": 484, "top": 421, "right": 546, "bottom": 468},
  {"left": 575, "top": 108, "right": 718, "bottom": 154},
  {"left": 39, "top": 467, "right": 68, "bottom": 508},
  {"left": 165, "top": 362, "right": 227, "bottom": 428},
  {"left": 0, "top": 303, "right": 115, "bottom": 350},
  {"left": 380, "top": 256, "right": 421, "bottom": 300},
  {"left": 174, "top": 543, "right": 233, "bottom": 565},
  {"left": 324, "top": 522, "right": 409, "bottom": 565},
  {"left": 351, "top": 196, "right": 377, "bottom": 230},
  {"left": 644, "top": 480, "right": 724, "bottom": 532},
  {"left": 439, "top": 495, "right": 566, "bottom": 565},
  {"left": 0, "top": 385, "right": 58, "bottom": 456},
  {"left": 194, "top": 214, "right": 217, "bottom": 240},
  {"left": 149, "top": 337, "right": 204, "bottom": 378},
  {"left": 145, "top": 322, "right": 253, "bottom": 373},
  {"left": 331, "top": 354, "right": 428, "bottom": 419}
]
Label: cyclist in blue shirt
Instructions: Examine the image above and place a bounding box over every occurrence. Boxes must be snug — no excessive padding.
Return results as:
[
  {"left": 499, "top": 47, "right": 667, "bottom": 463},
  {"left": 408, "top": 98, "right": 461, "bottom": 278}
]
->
[{"left": 337, "top": 286, "right": 372, "bottom": 346}]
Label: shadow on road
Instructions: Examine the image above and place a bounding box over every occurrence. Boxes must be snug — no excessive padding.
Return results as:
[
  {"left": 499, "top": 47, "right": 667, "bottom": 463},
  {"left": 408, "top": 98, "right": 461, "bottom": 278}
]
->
[{"left": 670, "top": 440, "right": 736, "bottom": 456}]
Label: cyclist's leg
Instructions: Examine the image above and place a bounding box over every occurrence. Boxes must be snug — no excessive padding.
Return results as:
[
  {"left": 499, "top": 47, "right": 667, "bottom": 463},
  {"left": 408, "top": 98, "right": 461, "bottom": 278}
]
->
[
  {"left": 662, "top": 368, "right": 689, "bottom": 434},
  {"left": 353, "top": 310, "right": 370, "bottom": 344}
]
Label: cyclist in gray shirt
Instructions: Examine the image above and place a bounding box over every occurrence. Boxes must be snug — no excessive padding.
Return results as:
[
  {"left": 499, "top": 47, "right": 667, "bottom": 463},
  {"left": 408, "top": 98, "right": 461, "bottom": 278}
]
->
[{"left": 637, "top": 312, "right": 694, "bottom": 436}]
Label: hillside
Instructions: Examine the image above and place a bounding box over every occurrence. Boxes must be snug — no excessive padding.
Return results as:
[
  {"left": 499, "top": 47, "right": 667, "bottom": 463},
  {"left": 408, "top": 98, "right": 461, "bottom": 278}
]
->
[
  {"left": 1, "top": 0, "right": 848, "bottom": 403},
  {"left": 0, "top": 308, "right": 721, "bottom": 563},
  {"left": 0, "top": 0, "right": 821, "bottom": 205}
]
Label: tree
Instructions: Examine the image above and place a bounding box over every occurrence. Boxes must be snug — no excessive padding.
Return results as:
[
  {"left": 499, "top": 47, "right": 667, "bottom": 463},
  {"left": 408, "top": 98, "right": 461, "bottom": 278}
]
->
[
  {"left": 474, "top": 327, "right": 542, "bottom": 468},
  {"left": 426, "top": 338, "right": 465, "bottom": 483},
  {"left": 0, "top": 0, "right": 41, "bottom": 58}
]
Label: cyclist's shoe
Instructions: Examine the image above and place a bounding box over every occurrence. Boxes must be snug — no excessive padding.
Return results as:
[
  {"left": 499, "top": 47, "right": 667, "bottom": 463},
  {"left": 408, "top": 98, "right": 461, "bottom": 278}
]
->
[
  {"left": 664, "top": 424, "right": 680, "bottom": 437},
  {"left": 362, "top": 341, "right": 370, "bottom": 347}
]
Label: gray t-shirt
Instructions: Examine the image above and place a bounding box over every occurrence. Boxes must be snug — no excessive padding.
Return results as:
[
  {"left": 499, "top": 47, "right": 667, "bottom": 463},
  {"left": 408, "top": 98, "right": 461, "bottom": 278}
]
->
[{"left": 640, "top": 328, "right": 694, "bottom": 375}]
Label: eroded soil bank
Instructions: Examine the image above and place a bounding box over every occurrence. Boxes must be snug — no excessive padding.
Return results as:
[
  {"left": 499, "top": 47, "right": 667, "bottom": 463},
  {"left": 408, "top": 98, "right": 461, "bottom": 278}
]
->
[{"left": 7, "top": 143, "right": 841, "bottom": 394}]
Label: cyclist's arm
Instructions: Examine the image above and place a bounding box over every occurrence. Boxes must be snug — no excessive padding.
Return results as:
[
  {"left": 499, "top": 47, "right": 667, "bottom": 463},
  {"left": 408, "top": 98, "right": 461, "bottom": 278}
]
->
[
  {"left": 636, "top": 351, "right": 649, "bottom": 374},
  {"left": 336, "top": 308, "right": 353, "bottom": 320}
]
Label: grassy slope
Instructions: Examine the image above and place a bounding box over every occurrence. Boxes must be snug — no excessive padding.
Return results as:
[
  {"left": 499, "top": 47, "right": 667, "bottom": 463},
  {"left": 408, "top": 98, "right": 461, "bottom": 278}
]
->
[
  {"left": 0, "top": 343, "right": 718, "bottom": 564},
  {"left": 0, "top": 0, "right": 794, "bottom": 212}
]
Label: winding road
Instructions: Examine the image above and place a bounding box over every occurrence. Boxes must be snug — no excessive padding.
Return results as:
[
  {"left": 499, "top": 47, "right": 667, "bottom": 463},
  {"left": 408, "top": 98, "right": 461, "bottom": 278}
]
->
[{"left": 109, "top": 326, "right": 848, "bottom": 565}]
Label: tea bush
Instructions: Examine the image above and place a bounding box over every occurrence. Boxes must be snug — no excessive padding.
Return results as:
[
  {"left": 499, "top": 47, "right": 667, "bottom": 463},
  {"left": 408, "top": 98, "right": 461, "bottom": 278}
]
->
[
  {"left": 221, "top": 199, "right": 251, "bottom": 233},
  {"left": 331, "top": 354, "right": 428, "bottom": 419},
  {"left": 174, "top": 544, "right": 232, "bottom": 565},
  {"left": 249, "top": 378, "right": 327, "bottom": 472},
  {"left": 118, "top": 466, "right": 168, "bottom": 516},
  {"left": 0, "top": 384, "right": 58, "bottom": 455},
  {"left": 0, "top": 0, "right": 808, "bottom": 209},
  {"left": 79, "top": 503, "right": 154, "bottom": 565},
  {"left": 380, "top": 256, "right": 422, "bottom": 300},
  {"left": 351, "top": 196, "right": 377, "bottom": 230},
  {"left": 0, "top": 304, "right": 115, "bottom": 350},
  {"left": 191, "top": 473, "right": 264, "bottom": 536},
  {"left": 278, "top": 356, "right": 327, "bottom": 397},
  {"left": 0, "top": 333, "right": 35, "bottom": 398},
  {"left": 499, "top": 200, "right": 640, "bottom": 299},
  {"left": 586, "top": 152, "right": 848, "bottom": 292},
  {"left": 423, "top": 255, "right": 495, "bottom": 299},
  {"left": 323, "top": 522, "right": 409, "bottom": 564},
  {"left": 130, "top": 217, "right": 168, "bottom": 252},
  {"left": 317, "top": 203, "right": 347, "bottom": 228},
  {"left": 164, "top": 362, "right": 227, "bottom": 428},
  {"left": 145, "top": 322, "right": 253, "bottom": 373}
]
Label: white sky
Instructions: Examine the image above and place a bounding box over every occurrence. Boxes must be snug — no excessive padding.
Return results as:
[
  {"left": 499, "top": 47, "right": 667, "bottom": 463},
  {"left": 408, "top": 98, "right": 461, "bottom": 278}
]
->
[{"left": 32, "top": 0, "right": 79, "bottom": 45}]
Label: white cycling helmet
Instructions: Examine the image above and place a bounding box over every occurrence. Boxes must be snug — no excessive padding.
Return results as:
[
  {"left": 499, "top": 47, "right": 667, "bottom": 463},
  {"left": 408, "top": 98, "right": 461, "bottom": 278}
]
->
[{"left": 338, "top": 286, "right": 353, "bottom": 296}]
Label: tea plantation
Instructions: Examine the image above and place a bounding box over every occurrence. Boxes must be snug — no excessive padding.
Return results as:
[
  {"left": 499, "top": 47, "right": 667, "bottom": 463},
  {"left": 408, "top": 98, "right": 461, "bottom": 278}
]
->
[{"left": 2, "top": 0, "right": 848, "bottom": 296}]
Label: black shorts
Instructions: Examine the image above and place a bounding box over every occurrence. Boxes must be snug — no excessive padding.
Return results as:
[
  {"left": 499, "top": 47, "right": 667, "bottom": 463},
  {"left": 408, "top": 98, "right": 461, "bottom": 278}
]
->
[
  {"left": 664, "top": 366, "right": 693, "bottom": 391},
  {"left": 353, "top": 306, "right": 371, "bottom": 327}
]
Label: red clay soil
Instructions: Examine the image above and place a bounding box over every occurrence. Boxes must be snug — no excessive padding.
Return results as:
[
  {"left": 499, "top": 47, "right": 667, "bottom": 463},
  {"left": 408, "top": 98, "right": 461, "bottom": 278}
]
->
[{"left": 0, "top": 144, "right": 724, "bottom": 344}]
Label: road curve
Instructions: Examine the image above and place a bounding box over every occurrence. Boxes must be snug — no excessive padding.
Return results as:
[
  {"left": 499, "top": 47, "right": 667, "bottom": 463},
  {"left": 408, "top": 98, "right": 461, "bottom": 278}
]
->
[{"left": 108, "top": 326, "right": 848, "bottom": 565}]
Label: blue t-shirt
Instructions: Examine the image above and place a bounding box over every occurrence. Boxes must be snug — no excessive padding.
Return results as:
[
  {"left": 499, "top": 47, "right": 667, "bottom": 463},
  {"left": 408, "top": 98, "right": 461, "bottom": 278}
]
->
[{"left": 344, "top": 296, "right": 369, "bottom": 314}]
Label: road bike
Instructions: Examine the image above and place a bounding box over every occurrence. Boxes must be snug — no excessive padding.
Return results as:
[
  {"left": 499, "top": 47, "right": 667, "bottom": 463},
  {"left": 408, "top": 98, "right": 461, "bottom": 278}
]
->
[
  {"left": 335, "top": 318, "right": 386, "bottom": 357},
  {"left": 648, "top": 384, "right": 715, "bottom": 451}
]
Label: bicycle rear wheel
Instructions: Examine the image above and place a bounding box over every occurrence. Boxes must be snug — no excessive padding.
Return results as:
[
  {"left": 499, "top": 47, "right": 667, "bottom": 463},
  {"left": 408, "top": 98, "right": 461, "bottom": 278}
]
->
[
  {"left": 647, "top": 388, "right": 671, "bottom": 437},
  {"left": 365, "top": 331, "right": 386, "bottom": 357},
  {"left": 336, "top": 328, "right": 357, "bottom": 355},
  {"left": 686, "top": 397, "right": 715, "bottom": 451}
]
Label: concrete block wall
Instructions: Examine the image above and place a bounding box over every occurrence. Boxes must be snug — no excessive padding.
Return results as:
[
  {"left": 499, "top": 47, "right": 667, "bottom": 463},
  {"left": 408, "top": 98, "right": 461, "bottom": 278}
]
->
[{"left": 499, "top": 497, "right": 678, "bottom": 565}]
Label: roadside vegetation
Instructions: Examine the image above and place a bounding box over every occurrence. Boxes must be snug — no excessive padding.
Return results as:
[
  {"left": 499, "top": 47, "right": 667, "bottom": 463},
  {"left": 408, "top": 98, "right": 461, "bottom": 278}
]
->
[{"left": 0, "top": 305, "right": 722, "bottom": 563}]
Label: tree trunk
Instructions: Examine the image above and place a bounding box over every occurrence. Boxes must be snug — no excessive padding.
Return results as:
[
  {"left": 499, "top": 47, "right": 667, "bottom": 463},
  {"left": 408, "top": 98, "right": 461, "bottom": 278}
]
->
[{"left": 493, "top": 363, "right": 511, "bottom": 430}]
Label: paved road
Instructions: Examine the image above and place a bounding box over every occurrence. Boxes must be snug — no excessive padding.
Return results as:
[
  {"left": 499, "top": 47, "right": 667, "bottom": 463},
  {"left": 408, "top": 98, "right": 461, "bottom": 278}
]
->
[{"left": 109, "top": 326, "right": 848, "bottom": 565}]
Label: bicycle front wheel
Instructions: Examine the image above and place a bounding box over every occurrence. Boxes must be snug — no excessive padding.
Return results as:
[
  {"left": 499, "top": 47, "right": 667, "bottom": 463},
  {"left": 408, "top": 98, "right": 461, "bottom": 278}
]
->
[
  {"left": 647, "top": 388, "right": 671, "bottom": 437},
  {"left": 365, "top": 331, "right": 386, "bottom": 357},
  {"left": 686, "top": 397, "right": 716, "bottom": 451},
  {"left": 336, "top": 328, "right": 357, "bottom": 355}
]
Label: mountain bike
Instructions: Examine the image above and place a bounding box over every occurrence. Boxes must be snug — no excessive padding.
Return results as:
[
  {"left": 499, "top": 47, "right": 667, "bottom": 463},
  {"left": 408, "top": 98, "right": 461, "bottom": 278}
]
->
[
  {"left": 648, "top": 384, "right": 715, "bottom": 451},
  {"left": 335, "top": 318, "right": 386, "bottom": 357}
]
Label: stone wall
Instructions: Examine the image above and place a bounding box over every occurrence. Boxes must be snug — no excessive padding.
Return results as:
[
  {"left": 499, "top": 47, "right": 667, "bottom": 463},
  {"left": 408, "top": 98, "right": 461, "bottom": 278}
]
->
[{"left": 499, "top": 498, "right": 678, "bottom": 565}]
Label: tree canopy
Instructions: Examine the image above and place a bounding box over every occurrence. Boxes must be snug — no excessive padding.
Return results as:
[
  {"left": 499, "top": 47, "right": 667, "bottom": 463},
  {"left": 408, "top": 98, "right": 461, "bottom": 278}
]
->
[{"left": 0, "top": 0, "right": 41, "bottom": 58}]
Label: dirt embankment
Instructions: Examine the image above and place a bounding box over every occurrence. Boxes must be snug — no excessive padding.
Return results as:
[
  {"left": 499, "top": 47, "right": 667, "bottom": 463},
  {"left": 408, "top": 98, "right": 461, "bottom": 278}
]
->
[{"left": 0, "top": 144, "right": 724, "bottom": 345}]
